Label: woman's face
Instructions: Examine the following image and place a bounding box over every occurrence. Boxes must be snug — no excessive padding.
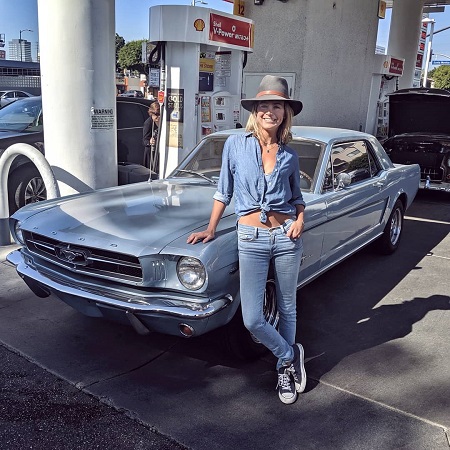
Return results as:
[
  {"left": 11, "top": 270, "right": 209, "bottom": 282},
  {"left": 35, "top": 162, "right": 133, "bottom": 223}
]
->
[
  {"left": 149, "top": 109, "right": 160, "bottom": 125},
  {"left": 255, "top": 101, "right": 285, "bottom": 133}
]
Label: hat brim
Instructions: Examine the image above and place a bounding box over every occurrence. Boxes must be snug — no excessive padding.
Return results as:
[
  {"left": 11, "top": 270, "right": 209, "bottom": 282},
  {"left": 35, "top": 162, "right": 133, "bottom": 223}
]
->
[{"left": 241, "top": 94, "right": 303, "bottom": 116}]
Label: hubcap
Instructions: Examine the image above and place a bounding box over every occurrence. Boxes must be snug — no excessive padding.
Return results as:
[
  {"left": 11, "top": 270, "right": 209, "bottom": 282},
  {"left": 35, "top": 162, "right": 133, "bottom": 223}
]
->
[
  {"left": 389, "top": 208, "right": 402, "bottom": 246},
  {"left": 24, "top": 177, "right": 47, "bottom": 204}
]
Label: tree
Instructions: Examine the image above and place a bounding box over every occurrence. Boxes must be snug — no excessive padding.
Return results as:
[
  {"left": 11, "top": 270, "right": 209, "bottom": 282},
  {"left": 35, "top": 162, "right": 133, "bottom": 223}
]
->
[
  {"left": 117, "top": 39, "right": 146, "bottom": 74},
  {"left": 429, "top": 65, "right": 450, "bottom": 90},
  {"left": 115, "top": 33, "right": 125, "bottom": 72}
]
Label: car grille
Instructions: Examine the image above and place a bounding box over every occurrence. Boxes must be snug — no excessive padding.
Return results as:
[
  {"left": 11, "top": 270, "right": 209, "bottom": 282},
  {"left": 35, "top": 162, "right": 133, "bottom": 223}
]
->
[
  {"left": 388, "top": 141, "right": 446, "bottom": 182},
  {"left": 421, "top": 166, "right": 444, "bottom": 182},
  {"left": 23, "top": 230, "right": 143, "bottom": 283}
]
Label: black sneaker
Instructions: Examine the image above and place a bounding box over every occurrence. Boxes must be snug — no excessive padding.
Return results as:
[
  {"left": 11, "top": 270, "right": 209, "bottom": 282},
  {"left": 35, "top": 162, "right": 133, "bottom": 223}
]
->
[
  {"left": 276, "top": 366, "right": 298, "bottom": 404},
  {"left": 287, "top": 343, "right": 306, "bottom": 393}
]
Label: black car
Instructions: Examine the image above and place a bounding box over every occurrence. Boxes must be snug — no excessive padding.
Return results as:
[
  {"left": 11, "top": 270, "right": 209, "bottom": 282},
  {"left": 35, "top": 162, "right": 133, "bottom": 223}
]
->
[
  {"left": 382, "top": 88, "right": 450, "bottom": 192},
  {"left": 0, "top": 96, "right": 154, "bottom": 213}
]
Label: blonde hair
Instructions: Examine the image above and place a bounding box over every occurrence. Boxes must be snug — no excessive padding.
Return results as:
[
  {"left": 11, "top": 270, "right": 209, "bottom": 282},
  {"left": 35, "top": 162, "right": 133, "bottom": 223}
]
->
[{"left": 245, "top": 102, "right": 293, "bottom": 144}]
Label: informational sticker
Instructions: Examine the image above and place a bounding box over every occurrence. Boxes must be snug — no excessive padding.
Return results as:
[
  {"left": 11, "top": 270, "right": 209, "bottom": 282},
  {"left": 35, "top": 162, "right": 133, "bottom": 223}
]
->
[
  {"left": 167, "top": 88, "right": 184, "bottom": 148},
  {"left": 90, "top": 107, "right": 114, "bottom": 130}
]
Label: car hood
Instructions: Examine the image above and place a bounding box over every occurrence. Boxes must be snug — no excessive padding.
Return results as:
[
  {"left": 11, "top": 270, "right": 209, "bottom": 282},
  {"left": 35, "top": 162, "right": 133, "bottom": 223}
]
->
[
  {"left": 14, "top": 179, "right": 234, "bottom": 256},
  {"left": 388, "top": 90, "right": 450, "bottom": 137}
]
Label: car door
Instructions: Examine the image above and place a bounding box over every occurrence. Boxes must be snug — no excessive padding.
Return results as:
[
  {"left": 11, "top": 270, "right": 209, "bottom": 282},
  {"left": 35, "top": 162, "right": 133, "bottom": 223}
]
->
[{"left": 319, "top": 140, "right": 388, "bottom": 270}]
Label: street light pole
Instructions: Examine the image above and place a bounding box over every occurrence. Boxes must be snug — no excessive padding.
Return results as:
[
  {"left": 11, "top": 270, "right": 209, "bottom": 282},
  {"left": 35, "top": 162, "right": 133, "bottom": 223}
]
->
[
  {"left": 422, "top": 18, "right": 435, "bottom": 88},
  {"left": 19, "top": 29, "right": 33, "bottom": 61}
]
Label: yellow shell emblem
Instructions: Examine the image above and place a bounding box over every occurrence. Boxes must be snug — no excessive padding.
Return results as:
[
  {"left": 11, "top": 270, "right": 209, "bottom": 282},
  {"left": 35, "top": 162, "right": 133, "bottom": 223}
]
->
[{"left": 194, "top": 19, "right": 205, "bottom": 32}]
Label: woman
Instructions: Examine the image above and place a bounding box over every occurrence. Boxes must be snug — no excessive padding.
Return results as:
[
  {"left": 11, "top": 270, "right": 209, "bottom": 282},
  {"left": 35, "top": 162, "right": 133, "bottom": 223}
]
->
[
  {"left": 142, "top": 102, "right": 160, "bottom": 174},
  {"left": 187, "top": 75, "right": 306, "bottom": 405}
]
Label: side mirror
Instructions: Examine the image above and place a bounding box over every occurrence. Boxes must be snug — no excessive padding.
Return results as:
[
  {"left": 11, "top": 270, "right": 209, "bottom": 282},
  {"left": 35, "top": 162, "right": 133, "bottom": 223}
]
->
[{"left": 336, "top": 172, "right": 351, "bottom": 189}]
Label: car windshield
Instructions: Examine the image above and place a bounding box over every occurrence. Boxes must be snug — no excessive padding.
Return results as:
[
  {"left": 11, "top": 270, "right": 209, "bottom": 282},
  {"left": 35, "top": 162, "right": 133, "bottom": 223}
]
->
[
  {"left": 0, "top": 97, "right": 43, "bottom": 133},
  {"left": 170, "top": 135, "right": 323, "bottom": 192}
]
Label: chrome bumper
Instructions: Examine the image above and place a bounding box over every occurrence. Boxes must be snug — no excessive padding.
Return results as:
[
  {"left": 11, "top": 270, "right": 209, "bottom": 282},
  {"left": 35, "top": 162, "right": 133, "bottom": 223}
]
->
[
  {"left": 7, "top": 249, "right": 234, "bottom": 336},
  {"left": 421, "top": 177, "right": 450, "bottom": 192}
]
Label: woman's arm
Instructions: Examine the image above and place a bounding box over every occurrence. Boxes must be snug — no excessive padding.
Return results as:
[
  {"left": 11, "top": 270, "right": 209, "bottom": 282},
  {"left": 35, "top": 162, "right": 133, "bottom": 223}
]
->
[{"left": 187, "top": 200, "right": 226, "bottom": 244}]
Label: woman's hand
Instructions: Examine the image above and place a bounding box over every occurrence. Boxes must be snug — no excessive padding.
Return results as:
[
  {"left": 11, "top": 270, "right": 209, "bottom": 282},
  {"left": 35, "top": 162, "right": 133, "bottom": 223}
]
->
[
  {"left": 187, "top": 229, "right": 215, "bottom": 244},
  {"left": 286, "top": 220, "right": 304, "bottom": 240}
]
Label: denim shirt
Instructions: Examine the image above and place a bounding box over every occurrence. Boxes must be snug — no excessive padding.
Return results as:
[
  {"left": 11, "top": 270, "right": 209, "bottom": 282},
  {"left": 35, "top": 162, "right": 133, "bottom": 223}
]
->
[{"left": 213, "top": 133, "right": 306, "bottom": 223}]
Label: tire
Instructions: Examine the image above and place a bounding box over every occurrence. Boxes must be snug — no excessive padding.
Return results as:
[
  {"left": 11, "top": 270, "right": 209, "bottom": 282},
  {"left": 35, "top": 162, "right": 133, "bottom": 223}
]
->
[
  {"left": 221, "top": 276, "right": 279, "bottom": 360},
  {"left": 377, "top": 199, "right": 404, "bottom": 255},
  {"left": 8, "top": 165, "right": 47, "bottom": 214}
]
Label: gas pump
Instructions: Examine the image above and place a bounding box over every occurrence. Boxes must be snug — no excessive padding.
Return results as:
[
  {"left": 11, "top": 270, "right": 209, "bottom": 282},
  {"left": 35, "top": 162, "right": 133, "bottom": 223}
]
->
[
  {"left": 366, "top": 54, "right": 404, "bottom": 140},
  {"left": 148, "top": 5, "right": 254, "bottom": 177}
]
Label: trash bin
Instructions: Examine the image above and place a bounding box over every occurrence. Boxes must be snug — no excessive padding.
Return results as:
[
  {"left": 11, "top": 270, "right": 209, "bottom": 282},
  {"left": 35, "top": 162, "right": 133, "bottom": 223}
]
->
[{"left": 118, "top": 163, "right": 152, "bottom": 185}]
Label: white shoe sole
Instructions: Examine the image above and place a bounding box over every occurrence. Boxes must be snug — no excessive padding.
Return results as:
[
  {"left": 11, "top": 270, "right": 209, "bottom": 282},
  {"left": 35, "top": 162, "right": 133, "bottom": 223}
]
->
[{"left": 294, "top": 343, "right": 307, "bottom": 393}]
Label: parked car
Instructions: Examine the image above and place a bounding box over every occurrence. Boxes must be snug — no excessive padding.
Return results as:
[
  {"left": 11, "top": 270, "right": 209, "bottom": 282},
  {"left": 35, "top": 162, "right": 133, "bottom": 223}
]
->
[
  {"left": 118, "top": 90, "right": 144, "bottom": 98},
  {"left": 0, "top": 95, "right": 154, "bottom": 213},
  {"left": 382, "top": 87, "right": 450, "bottom": 192},
  {"left": 7, "top": 127, "right": 420, "bottom": 358},
  {"left": 0, "top": 90, "right": 34, "bottom": 108}
]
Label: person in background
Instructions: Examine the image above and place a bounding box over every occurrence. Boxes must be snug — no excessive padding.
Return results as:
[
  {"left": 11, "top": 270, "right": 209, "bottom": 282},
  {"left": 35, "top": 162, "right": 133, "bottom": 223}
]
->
[
  {"left": 187, "top": 75, "right": 306, "bottom": 405},
  {"left": 143, "top": 102, "right": 160, "bottom": 175}
]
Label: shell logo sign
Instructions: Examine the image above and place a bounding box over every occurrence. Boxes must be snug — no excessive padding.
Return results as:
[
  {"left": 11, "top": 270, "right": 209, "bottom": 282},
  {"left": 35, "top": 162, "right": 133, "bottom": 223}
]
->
[{"left": 194, "top": 19, "right": 205, "bottom": 32}]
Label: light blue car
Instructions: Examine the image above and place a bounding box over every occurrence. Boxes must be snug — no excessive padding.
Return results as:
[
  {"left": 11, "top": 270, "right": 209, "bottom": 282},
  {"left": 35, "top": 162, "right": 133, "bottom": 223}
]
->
[{"left": 7, "top": 127, "right": 420, "bottom": 358}]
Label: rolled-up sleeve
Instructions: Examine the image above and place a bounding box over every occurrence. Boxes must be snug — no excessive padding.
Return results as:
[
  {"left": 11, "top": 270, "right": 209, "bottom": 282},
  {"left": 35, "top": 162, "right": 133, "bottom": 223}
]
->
[{"left": 213, "top": 136, "right": 235, "bottom": 205}]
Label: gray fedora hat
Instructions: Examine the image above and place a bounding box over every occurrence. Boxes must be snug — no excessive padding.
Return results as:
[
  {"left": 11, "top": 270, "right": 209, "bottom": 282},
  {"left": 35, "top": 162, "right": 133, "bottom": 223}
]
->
[{"left": 241, "top": 75, "right": 303, "bottom": 116}]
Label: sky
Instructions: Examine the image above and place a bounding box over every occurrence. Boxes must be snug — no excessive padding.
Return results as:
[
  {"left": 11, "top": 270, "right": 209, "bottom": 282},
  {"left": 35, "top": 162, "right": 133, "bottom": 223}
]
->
[{"left": 1, "top": 0, "right": 450, "bottom": 66}]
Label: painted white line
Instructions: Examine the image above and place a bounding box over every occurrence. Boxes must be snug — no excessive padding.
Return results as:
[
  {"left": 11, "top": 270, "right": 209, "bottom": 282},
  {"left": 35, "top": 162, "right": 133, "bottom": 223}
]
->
[{"left": 405, "top": 216, "right": 450, "bottom": 226}]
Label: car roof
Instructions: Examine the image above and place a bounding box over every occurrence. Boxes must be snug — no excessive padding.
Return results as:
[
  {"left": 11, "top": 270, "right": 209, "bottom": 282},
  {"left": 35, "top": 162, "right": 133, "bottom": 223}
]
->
[{"left": 209, "top": 126, "right": 374, "bottom": 144}]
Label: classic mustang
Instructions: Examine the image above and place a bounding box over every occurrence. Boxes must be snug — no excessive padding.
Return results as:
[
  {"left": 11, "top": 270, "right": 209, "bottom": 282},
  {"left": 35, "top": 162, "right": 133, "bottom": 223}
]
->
[
  {"left": 382, "top": 87, "right": 450, "bottom": 192},
  {"left": 7, "top": 127, "right": 420, "bottom": 358}
]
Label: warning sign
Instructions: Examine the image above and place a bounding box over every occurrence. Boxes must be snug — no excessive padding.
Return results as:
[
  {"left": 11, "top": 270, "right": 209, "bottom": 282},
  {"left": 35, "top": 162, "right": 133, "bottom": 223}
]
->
[{"left": 90, "top": 107, "right": 114, "bottom": 130}]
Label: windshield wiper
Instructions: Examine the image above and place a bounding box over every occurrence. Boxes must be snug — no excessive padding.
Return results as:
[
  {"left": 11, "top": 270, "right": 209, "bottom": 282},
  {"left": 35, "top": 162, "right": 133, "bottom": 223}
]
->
[{"left": 175, "top": 169, "right": 216, "bottom": 184}]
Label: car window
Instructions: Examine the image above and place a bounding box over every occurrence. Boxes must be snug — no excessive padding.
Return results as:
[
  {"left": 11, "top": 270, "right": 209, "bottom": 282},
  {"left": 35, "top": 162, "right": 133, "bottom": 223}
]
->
[
  {"left": 0, "top": 97, "right": 43, "bottom": 132},
  {"left": 16, "top": 92, "right": 28, "bottom": 98},
  {"left": 117, "top": 102, "right": 147, "bottom": 129},
  {"left": 175, "top": 136, "right": 323, "bottom": 191},
  {"left": 5, "top": 92, "right": 15, "bottom": 99},
  {"left": 289, "top": 141, "right": 323, "bottom": 192},
  {"left": 181, "top": 137, "right": 226, "bottom": 180},
  {"left": 323, "top": 140, "right": 379, "bottom": 191}
]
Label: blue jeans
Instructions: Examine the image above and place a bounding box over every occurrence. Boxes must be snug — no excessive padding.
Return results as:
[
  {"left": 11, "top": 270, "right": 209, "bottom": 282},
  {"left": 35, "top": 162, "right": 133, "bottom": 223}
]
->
[{"left": 237, "top": 220, "right": 303, "bottom": 368}]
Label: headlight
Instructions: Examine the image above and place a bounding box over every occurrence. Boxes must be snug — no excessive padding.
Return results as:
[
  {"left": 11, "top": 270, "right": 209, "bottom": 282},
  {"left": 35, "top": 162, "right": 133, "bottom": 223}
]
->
[
  {"left": 177, "top": 257, "right": 206, "bottom": 290},
  {"left": 12, "top": 220, "right": 25, "bottom": 245}
]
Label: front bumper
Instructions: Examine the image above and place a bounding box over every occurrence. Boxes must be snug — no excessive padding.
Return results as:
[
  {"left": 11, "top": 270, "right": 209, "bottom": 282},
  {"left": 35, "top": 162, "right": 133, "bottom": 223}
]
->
[
  {"left": 421, "top": 177, "right": 450, "bottom": 193},
  {"left": 7, "top": 249, "right": 234, "bottom": 337}
]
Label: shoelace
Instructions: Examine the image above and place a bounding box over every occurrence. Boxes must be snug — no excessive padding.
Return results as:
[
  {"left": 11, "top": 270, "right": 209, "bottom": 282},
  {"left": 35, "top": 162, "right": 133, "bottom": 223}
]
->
[
  {"left": 286, "top": 364, "right": 299, "bottom": 382},
  {"left": 277, "top": 371, "right": 292, "bottom": 390}
]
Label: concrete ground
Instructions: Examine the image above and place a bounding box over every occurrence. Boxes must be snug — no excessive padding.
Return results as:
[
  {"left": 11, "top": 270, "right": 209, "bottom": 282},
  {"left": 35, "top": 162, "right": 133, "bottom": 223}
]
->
[{"left": 0, "top": 190, "right": 449, "bottom": 449}]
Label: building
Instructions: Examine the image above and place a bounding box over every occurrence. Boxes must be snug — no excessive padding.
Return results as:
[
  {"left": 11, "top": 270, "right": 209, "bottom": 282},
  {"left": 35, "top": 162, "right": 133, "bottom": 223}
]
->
[
  {"left": 8, "top": 39, "right": 33, "bottom": 62},
  {"left": 0, "top": 60, "right": 41, "bottom": 94}
]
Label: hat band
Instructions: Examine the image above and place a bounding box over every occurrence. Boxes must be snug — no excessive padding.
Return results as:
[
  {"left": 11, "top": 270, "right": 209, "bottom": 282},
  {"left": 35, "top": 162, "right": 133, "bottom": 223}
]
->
[{"left": 256, "top": 90, "right": 289, "bottom": 99}]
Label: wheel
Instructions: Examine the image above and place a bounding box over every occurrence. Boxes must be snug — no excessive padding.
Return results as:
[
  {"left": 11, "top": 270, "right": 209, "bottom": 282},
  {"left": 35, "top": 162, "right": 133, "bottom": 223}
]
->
[
  {"left": 221, "top": 276, "right": 279, "bottom": 360},
  {"left": 377, "top": 199, "right": 404, "bottom": 255},
  {"left": 8, "top": 165, "right": 47, "bottom": 214}
]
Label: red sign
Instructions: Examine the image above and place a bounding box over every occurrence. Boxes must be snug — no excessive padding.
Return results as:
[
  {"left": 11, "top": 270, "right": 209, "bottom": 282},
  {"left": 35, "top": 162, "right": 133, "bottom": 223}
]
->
[
  {"left": 209, "top": 13, "right": 253, "bottom": 49},
  {"left": 389, "top": 57, "right": 404, "bottom": 75},
  {"left": 158, "top": 90, "right": 164, "bottom": 105}
]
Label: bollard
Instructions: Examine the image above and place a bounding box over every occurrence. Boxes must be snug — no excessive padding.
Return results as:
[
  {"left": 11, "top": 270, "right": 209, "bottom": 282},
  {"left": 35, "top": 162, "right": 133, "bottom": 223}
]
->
[{"left": 0, "top": 143, "right": 60, "bottom": 245}]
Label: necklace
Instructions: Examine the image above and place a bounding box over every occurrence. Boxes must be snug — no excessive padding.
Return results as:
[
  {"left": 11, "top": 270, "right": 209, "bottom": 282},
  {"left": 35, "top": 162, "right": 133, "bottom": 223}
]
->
[{"left": 262, "top": 142, "right": 278, "bottom": 153}]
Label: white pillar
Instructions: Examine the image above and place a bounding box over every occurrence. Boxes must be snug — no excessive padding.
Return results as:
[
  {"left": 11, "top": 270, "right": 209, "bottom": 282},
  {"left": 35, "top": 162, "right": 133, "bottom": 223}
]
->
[
  {"left": 387, "top": 0, "right": 425, "bottom": 90},
  {"left": 37, "top": 0, "right": 117, "bottom": 197}
]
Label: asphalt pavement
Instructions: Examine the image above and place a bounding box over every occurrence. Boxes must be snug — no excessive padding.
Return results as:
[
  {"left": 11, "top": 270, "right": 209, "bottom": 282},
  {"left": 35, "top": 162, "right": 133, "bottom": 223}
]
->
[{"left": 0, "top": 190, "right": 449, "bottom": 450}]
